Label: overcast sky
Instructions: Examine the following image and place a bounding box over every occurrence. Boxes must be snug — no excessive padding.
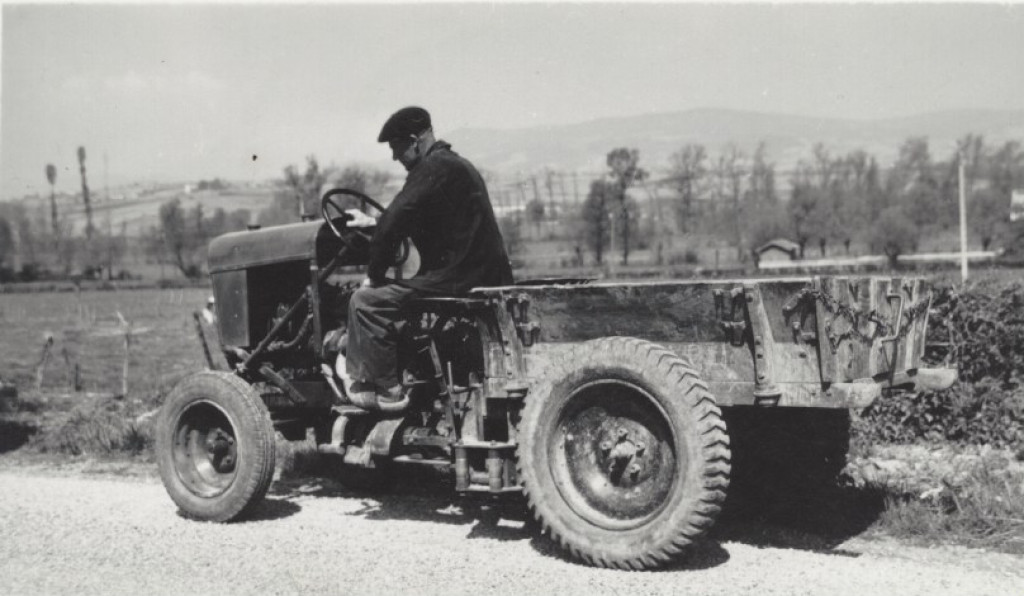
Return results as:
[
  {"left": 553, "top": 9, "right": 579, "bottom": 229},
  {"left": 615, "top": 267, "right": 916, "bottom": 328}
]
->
[{"left": 2, "top": 2, "right": 1023, "bottom": 199}]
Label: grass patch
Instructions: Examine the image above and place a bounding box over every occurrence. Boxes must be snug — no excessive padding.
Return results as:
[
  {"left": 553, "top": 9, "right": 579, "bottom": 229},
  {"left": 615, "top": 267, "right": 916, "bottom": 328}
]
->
[
  {"left": 875, "top": 465, "right": 1024, "bottom": 554},
  {"left": 0, "top": 287, "right": 209, "bottom": 459},
  {"left": 848, "top": 445, "right": 1024, "bottom": 554},
  {"left": 275, "top": 434, "right": 329, "bottom": 479},
  {"left": 29, "top": 396, "right": 154, "bottom": 457}
]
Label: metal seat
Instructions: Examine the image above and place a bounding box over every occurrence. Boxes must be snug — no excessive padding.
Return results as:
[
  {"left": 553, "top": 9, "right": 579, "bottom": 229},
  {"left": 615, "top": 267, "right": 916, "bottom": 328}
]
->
[{"left": 402, "top": 297, "right": 491, "bottom": 317}]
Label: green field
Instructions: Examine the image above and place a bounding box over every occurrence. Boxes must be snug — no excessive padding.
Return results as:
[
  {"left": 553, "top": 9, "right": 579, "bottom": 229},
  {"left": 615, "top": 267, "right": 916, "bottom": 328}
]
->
[{"left": 0, "top": 288, "right": 211, "bottom": 399}]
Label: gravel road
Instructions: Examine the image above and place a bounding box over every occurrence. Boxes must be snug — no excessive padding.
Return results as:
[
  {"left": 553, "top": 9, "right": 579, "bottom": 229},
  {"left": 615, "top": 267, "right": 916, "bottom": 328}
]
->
[{"left": 1, "top": 467, "right": 1021, "bottom": 596}]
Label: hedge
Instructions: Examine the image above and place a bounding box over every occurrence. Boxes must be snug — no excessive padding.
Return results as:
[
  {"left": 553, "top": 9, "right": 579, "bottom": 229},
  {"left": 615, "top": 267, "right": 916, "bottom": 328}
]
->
[{"left": 857, "top": 278, "right": 1024, "bottom": 448}]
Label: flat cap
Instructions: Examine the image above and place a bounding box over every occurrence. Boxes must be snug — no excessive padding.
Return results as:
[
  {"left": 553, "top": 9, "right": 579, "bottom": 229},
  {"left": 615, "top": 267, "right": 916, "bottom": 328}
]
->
[{"left": 377, "top": 106, "right": 432, "bottom": 142}]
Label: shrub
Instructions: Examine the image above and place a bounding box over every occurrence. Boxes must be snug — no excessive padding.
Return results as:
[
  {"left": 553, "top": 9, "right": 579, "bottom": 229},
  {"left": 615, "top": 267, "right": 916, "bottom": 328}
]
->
[
  {"left": 31, "top": 398, "right": 152, "bottom": 456},
  {"left": 859, "top": 278, "right": 1024, "bottom": 449}
]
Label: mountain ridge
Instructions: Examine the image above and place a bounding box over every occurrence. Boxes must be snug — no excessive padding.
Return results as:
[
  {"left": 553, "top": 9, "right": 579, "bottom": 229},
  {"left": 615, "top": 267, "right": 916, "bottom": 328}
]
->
[{"left": 446, "top": 107, "right": 1024, "bottom": 176}]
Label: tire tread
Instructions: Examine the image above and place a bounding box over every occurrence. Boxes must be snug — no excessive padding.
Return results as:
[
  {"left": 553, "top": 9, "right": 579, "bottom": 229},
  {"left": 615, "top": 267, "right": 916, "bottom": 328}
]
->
[{"left": 516, "top": 336, "right": 731, "bottom": 570}]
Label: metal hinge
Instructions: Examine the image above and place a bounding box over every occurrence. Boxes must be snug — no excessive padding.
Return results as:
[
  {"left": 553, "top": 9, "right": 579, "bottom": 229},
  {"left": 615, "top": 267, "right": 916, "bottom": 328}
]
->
[
  {"left": 713, "top": 287, "right": 747, "bottom": 346},
  {"left": 507, "top": 294, "right": 540, "bottom": 347}
]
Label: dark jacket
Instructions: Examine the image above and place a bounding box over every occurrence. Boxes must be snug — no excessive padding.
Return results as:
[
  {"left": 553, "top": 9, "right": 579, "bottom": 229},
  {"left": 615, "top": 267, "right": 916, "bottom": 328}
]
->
[{"left": 367, "top": 141, "right": 514, "bottom": 294}]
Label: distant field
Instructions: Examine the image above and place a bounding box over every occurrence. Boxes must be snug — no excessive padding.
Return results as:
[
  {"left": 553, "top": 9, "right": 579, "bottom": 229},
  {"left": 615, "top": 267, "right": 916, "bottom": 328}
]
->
[
  {"left": 0, "top": 288, "right": 211, "bottom": 398},
  {"left": 59, "top": 187, "right": 275, "bottom": 236}
]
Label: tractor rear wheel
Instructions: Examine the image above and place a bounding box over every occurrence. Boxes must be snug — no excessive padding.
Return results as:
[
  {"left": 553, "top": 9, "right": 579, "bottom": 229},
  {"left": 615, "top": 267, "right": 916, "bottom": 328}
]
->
[
  {"left": 156, "top": 371, "right": 276, "bottom": 522},
  {"left": 517, "top": 337, "right": 731, "bottom": 570}
]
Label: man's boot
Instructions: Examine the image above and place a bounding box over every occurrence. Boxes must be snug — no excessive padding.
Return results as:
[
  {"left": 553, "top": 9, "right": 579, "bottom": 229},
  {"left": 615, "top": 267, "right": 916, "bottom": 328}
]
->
[{"left": 348, "top": 381, "right": 409, "bottom": 414}]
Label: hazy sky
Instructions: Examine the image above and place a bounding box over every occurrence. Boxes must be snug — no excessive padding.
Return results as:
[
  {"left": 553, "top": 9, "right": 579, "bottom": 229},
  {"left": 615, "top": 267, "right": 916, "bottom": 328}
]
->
[{"left": 2, "top": 2, "right": 1024, "bottom": 199}]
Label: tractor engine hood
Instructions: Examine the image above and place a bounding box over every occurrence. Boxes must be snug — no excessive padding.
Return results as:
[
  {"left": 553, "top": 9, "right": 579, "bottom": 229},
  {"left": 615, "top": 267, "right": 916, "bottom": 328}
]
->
[{"left": 208, "top": 221, "right": 339, "bottom": 273}]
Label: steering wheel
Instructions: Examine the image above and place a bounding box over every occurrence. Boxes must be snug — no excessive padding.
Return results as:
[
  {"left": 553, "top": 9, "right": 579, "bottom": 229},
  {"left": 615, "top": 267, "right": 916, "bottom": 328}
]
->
[
  {"left": 320, "top": 188, "right": 386, "bottom": 240},
  {"left": 319, "top": 188, "right": 415, "bottom": 276}
]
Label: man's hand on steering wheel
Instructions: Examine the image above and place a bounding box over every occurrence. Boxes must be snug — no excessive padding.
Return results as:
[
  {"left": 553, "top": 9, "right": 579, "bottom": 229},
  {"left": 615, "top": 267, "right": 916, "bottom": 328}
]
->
[
  {"left": 320, "top": 187, "right": 415, "bottom": 278},
  {"left": 320, "top": 188, "right": 386, "bottom": 249}
]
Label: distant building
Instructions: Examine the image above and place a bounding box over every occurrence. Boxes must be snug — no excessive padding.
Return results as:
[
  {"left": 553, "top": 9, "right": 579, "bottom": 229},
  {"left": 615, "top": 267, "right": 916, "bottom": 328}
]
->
[
  {"left": 1011, "top": 190, "right": 1024, "bottom": 222},
  {"left": 755, "top": 238, "right": 801, "bottom": 266}
]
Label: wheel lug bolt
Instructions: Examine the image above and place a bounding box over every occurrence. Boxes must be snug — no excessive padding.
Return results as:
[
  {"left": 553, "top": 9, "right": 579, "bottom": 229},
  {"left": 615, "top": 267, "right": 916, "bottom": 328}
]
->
[
  {"left": 630, "top": 463, "right": 641, "bottom": 475},
  {"left": 617, "top": 428, "right": 628, "bottom": 441},
  {"left": 635, "top": 442, "right": 645, "bottom": 453},
  {"left": 600, "top": 441, "right": 612, "bottom": 452}
]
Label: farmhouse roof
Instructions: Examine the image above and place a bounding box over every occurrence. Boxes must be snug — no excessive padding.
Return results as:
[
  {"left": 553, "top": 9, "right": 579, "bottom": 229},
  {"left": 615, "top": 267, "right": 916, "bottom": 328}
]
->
[{"left": 755, "top": 238, "right": 800, "bottom": 256}]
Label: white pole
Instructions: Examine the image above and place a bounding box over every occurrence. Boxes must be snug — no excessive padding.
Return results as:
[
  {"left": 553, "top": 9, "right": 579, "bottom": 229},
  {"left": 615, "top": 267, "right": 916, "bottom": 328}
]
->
[{"left": 958, "top": 151, "right": 969, "bottom": 283}]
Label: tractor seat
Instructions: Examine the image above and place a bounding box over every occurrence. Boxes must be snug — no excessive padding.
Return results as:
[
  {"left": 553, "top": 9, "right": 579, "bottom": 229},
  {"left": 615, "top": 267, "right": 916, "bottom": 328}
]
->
[{"left": 402, "top": 297, "right": 492, "bottom": 318}]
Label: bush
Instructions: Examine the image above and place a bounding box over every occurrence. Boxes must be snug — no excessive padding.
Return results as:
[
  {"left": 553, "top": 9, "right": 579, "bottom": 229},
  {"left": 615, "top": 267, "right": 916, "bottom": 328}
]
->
[
  {"left": 859, "top": 278, "right": 1024, "bottom": 448},
  {"left": 31, "top": 398, "right": 152, "bottom": 456},
  {"left": 667, "top": 248, "right": 699, "bottom": 265}
]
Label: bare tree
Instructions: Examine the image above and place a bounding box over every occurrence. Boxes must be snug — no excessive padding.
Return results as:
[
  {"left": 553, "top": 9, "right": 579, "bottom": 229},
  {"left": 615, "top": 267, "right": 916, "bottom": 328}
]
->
[
  {"left": 0, "top": 217, "right": 13, "bottom": 271},
  {"left": 606, "top": 148, "right": 647, "bottom": 265},
  {"left": 715, "top": 145, "right": 747, "bottom": 260},
  {"left": 787, "top": 162, "right": 819, "bottom": 258},
  {"left": 668, "top": 144, "right": 707, "bottom": 233},
  {"left": 526, "top": 199, "right": 545, "bottom": 239},
  {"left": 45, "top": 164, "right": 58, "bottom": 237},
  {"left": 968, "top": 188, "right": 1010, "bottom": 251},
  {"left": 869, "top": 205, "right": 920, "bottom": 268},
  {"left": 987, "top": 141, "right": 1024, "bottom": 196},
  {"left": 77, "top": 146, "right": 94, "bottom": 240},
  {"left": 333, "top": 164, "right": 391, "bottom": 207},
  {"left": 745, "top": 142, "right": 777, "bottom": 205},
  {"left": 580, "top": 180, "right": 614, "bottom": 265}
]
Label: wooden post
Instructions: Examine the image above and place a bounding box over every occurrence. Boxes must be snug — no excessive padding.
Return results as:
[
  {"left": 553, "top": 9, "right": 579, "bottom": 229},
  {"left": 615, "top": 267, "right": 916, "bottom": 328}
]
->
[
  {"left": 116, "top": 311, "right": 132, "bottom": 398},
  {"left": 958, "top": 151, "right": 969, "bottom": 283},
  {"left": 62, "top": 346, "right": 82, "bottom": 392},
  {"left": 35, "top": 335, "right": 55, "bottom": 391}
]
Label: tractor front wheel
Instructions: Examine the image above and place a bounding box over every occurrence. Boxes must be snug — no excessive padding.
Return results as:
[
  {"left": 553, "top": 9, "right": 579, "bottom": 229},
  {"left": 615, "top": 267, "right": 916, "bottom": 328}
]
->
[{"left": 156, "top": 371, "right": 276, "bottom": 522}]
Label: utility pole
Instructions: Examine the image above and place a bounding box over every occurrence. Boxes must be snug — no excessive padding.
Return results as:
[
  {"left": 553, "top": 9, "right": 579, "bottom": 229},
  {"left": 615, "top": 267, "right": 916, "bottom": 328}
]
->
[
  {"left": 105, "top": 153, "right": 113, "bottom": 280},
  {"left": 544, "top": 170, "right": 557, "bottom": 221},
  {"left": 958, "top": 151, "right": 969, "bottom": 283}
]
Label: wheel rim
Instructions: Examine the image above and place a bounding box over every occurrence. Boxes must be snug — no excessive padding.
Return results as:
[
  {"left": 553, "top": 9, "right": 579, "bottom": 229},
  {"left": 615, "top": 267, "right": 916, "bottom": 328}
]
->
[
  {"left": 171, "top": 400, "right": 239, "bottom": 498},
  {"left": 549, "top": 380, "right": 679, "bottom": 531}
]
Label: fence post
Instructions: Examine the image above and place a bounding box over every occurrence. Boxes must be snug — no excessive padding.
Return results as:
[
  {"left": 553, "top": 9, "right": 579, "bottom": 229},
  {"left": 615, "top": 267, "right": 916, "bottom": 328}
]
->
[
  {"left": 116, "top": 311, "right": 132, "bottom": 398},
  {"left": 34, "top": 334, "right": 55, "bottom": 391}
]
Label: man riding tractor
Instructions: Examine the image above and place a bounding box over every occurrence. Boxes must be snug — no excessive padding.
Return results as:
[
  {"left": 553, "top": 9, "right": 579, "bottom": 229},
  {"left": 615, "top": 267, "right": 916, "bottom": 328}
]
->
[{"left": 335, "top": 106, "right": 513, "bottom": 411}]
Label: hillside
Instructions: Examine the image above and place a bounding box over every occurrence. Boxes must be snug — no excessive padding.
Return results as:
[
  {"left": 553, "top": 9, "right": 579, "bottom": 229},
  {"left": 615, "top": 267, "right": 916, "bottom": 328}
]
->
[
  {"left": 7, "top": 108, "right": 1023, "bottom": 233},
  {"left": 447, "top": 108, "right": 1024, "bottom": 176},
  {"left": 9, "top": 184, "right": 276, "bottom": 238}
]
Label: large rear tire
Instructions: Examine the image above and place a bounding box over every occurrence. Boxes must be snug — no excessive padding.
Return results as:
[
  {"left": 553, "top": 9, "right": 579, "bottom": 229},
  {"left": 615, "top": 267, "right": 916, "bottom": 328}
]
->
[
  {"left": 156, "top": 371, "right": 276, "bottom": 522},
  {"left": 517, "top": 337, "right": 731, "bottom": 570}
]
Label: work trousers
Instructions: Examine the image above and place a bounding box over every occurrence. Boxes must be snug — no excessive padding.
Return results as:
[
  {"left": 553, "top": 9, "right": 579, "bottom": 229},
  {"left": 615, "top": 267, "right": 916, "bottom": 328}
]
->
[{"left": 346, "top": 283, "right": 419, "bottom": 390}]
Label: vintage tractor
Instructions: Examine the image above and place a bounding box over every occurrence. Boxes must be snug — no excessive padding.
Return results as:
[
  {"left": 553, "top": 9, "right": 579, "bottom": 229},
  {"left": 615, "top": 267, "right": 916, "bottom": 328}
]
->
[{"left": 156, "top": 188, "right": 956, "bottom": 570}]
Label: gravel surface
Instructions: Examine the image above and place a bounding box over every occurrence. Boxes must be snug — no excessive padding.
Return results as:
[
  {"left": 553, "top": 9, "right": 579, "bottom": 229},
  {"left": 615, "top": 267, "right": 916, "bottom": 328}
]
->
[{"left": 1, "top": 467, "right": 1022, "bottom": 596}]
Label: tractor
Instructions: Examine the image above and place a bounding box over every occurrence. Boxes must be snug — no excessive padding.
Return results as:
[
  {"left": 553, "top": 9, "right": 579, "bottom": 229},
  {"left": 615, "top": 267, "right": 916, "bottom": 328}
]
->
[{"left": 156, "top": 188, "right": 956, "bottom": 570}]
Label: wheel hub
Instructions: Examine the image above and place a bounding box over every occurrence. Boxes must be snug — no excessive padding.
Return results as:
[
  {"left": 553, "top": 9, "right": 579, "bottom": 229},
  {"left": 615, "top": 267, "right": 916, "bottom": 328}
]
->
[
  {"left": 171, "top": 401, "right": 239, "bottom": 497},
  {"left": 550, "top": 380, "right": 678, "bottom": 530}
]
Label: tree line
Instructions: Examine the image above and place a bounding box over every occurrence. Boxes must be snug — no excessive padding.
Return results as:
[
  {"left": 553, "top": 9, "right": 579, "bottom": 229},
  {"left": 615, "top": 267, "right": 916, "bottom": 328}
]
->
[
  {"left": 535, "top": 135, "right": 1024, "bottom": 269},
  {"left": 139, "top": 156, "right": 393, "bottom": 279},
  {"left": 0, "top": 146, "right": 125, "bottom": 282},
  {"left": 2, "top": 135, "right": 1021, "bottom": 283}
]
